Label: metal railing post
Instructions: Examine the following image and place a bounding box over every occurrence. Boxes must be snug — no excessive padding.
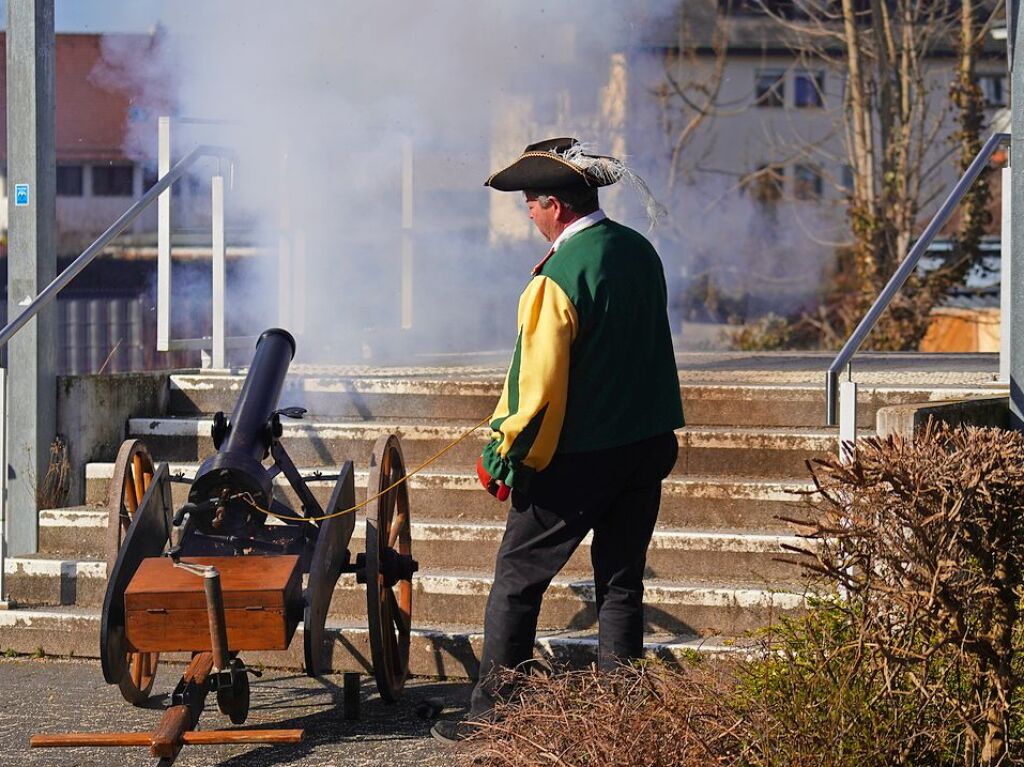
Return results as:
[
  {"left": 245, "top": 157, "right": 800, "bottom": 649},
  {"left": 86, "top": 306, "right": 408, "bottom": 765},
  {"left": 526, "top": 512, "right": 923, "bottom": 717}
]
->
[
  {"left": 157, "top": 116, "right": 172, "bottom": 352},
  {"left": 211, "top": 175, "right": 226, "bottom": 369},
  {"left": 1001, "top": 165, "right": 1013, "bottom": 384},
  {"left": 839, "top": 372, "right": 858, "bottom": 462}
]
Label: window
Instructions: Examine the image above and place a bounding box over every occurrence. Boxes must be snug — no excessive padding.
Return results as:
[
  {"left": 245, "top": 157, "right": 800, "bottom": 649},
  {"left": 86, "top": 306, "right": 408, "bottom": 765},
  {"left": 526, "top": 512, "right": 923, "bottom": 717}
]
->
[
  {"left": 746, "top": 164, "right": 784, "bottom": 204},
  {"left": 793, "top": 164, "right": 823, "bottom": 200},
  {"left": 92, "top": 163, "right": 134, "bottom": 197},
  {"left": 56, "top": 164, "right": 84, "bottom": 196},
  {"left": 840, "top": 164, "right": 855, "bottom": 195},
  {"left": 978, "top": 74, "right": 1007, "bottom": 107},
  {"left": 794, "top": 70, "right": 825, "bottom": 108},
  {"left": 755, "top": 69, "right": 785, "bottom": 108}
]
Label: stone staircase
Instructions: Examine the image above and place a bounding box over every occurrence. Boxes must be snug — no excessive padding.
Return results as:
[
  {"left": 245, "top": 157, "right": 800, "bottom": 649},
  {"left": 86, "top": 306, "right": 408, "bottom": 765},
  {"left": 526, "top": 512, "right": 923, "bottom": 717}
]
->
[{"left": 0, "top": 355, "right": 1004, "bottom": 677}]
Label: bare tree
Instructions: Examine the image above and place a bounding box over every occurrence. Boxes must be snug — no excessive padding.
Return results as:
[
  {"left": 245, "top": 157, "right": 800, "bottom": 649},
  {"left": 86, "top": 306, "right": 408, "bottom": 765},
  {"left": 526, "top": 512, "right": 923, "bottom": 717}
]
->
[
  {"left": 749, "top": 0, "right": 1003, "bottom": 349},
  {"left": 941, "top": 0, "right": 1002, "bottom": 289}
]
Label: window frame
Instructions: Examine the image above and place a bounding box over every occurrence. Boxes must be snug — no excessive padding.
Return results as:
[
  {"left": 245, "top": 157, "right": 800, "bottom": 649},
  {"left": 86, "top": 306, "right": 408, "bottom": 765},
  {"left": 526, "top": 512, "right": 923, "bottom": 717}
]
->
[
  {"left": 793, "top": 70, "right": 825, "bottom": 109},
  {"left": 754, "top": 68, "right": 786, "bottom": 108},
  {"left": 91, "top": 163, "right": 135, "bottom": 197},
  {"left": 56, "top": 164, "right": 84, "bottom": 197},
  {"left": 793, "top": 163, "right": 824, "bottom": 201}
]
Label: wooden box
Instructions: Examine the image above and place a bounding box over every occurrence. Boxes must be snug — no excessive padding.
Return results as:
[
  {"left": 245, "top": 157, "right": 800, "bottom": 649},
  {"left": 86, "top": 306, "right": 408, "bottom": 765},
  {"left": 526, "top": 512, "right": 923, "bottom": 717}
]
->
[{"left": 124, "top": 555, "right": 302, "bottom": 653}]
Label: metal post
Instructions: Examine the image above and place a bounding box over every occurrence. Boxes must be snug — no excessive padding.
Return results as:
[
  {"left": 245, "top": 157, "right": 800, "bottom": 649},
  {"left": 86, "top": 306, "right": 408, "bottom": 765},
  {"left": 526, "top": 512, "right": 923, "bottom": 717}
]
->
[
  {"left": 203, "top": 568, "right": 230, "bottom": 671},
  {"left": 211, "top": 175, "right": 226, "bottom": 369},
  {"left": 401, "top": 137, "right": 414, "bottom": 330},
  {"left": 157, "top": 116, "right": 172, "bottom": 352},
  {"left": 1001, "top": 166, "right": 1012, "bottom": 383},
  {"left": 839, "top": 378, "right": 858, "bottom": 462},
  {"left": 6, "top": 0, "right": 56, "bottom": 556},
  {"left": 1010, "top": 0, "right": 1024, "bottom": 429}
]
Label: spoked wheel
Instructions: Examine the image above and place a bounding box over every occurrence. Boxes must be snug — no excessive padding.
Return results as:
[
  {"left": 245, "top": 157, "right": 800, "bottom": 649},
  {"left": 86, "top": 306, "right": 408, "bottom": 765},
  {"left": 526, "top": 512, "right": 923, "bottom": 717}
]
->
[
  {"left": 363, "top": 434, "right": 417, "bottom": 703},
  {"left": 103, "top": 439, "right": 162, "bottom": 706}
]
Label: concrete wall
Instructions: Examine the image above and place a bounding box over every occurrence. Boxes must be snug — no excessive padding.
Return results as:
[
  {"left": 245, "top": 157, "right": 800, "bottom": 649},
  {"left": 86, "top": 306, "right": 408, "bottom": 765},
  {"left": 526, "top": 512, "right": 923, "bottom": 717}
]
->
[
  {"left": 876, "top": 395, "right": 1010, "bottom": 438},
  {"left": 56, "top": 372, "right": 170, "bottom": 505}
]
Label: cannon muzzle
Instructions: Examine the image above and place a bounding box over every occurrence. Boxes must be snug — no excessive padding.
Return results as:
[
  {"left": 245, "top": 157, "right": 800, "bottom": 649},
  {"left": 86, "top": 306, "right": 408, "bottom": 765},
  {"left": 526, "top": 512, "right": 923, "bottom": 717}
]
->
[{"left": 188, "top": 328, "right": 296, "bottom": 532}]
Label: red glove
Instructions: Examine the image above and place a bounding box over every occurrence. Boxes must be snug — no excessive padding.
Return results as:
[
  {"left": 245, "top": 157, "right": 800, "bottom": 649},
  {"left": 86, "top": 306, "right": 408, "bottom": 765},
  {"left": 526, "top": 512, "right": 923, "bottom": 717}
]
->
[{"left": 476, "top": 457, "right": 510, "bottom": 501}]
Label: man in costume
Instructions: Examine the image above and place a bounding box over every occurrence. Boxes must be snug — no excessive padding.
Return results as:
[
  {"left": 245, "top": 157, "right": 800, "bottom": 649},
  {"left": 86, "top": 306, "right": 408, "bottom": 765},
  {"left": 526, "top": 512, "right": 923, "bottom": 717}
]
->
[{"left": 432, "top": 138, "right": 683, "bottom": 743}]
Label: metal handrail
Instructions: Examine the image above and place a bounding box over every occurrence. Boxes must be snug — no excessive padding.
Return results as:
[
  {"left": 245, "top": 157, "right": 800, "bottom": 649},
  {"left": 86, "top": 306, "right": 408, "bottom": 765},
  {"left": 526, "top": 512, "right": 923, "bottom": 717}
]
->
[
  {"left": 0, "top": 143, "right": 235, "bottom": 351},
  {"left": 825, "top": 132, "right": 1011, "bottom": 425}
]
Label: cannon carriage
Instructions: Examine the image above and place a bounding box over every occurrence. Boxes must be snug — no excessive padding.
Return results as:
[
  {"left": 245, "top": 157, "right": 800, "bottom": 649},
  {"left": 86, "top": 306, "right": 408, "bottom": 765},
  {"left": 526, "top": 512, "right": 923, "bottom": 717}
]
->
[{"left": 33, "top": 328, "right": 419, "bottom": 762}]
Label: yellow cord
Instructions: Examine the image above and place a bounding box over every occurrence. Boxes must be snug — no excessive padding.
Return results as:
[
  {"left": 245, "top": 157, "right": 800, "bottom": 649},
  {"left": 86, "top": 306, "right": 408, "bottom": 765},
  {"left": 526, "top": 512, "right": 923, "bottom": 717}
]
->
[{"left": 234, "top": 415, "right": 491, "bottom": 524}]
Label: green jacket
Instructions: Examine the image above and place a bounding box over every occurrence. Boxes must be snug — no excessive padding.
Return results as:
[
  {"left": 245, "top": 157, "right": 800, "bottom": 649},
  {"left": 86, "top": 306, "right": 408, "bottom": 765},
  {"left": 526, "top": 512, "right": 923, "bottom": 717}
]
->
[{"left": 482, "top": 217, "right": 684, "bottom": 490}]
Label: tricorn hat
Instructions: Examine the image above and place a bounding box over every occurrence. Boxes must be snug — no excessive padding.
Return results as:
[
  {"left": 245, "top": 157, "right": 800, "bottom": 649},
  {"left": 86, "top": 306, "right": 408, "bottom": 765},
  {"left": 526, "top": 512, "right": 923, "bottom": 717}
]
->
[
  {"left": 484, "top": 137, "right": 666, "bottom": 229},
  {"left": 485, "top": 137, "right": 623, "bottom": 192}
]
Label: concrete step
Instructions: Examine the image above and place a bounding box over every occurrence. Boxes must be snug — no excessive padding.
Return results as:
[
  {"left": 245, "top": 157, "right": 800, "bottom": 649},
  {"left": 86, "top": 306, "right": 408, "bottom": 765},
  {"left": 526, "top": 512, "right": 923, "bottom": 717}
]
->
[
  {"left": 85, "top": 463, "right": 816, "bottom": 533},
  {"left": 128, "top": 417, "right": 853, "bottom": 479},
  {"left": 168, "top": 373, "right": 1001, "bottom": 429},
  {"left": 3, "top": 556, "right": 107, "bottom": 608},
  {"left": 4, "top": 555, "right": 806, "bottom": 638},
  {"left": 38, "top": 506, "right": 108, "bottom": 558},
  {"left": 328, "top": 571, "right": 806, "bottom": 637},
  {"left": 38, "top": 507, "right": 810, "bottom": 583},
  {"left": 170, "top": 373, "right": 503, "bottom": 422},
  {"left": 0, "top": 606, "right": 744, "bottom": 679}
]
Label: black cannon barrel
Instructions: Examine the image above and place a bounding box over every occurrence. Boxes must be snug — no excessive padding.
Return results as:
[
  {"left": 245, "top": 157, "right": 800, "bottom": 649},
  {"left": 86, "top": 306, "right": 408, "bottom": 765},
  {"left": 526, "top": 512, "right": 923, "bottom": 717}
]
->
[
  {"left": 188, "top": 328, "right": 296, "bottom": 522},
  {"left": 222, "top": 328, "right": 296, "bottom": 461}
]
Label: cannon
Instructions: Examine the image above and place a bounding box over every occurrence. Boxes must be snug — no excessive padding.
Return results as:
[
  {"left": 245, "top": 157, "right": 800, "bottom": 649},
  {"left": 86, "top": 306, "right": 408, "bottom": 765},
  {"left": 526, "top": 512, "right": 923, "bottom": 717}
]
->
[{"left": 32, "top": 328, "right": 419, "bottom": 763}]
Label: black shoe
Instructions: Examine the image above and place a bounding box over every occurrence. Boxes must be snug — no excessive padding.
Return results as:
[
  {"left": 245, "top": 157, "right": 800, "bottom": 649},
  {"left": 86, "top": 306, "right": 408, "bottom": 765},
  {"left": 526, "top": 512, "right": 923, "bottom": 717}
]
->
[{"left": 430, "top": 719, "right": 477, "bottom": 744}]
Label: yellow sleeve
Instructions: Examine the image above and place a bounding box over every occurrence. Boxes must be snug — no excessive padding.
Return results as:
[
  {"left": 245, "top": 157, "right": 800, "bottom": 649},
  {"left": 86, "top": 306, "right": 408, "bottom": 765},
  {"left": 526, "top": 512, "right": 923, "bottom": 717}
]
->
[{"left": 482, "top": 275, "right": 578, "bottom": 487}]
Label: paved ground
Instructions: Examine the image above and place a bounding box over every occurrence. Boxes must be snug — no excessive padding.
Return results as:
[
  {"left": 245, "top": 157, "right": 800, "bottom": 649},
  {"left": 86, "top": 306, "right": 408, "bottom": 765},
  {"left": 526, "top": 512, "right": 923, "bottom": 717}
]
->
[{"left": 0, "top": 657, "right": 473, "bottom": 766}]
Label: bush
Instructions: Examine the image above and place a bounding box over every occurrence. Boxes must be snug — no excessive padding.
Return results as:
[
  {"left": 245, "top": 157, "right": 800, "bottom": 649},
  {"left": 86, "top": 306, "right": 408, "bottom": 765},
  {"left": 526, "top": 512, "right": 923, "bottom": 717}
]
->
[{"left": 803, "top": 422, "right": 1024, "bottom": 766}]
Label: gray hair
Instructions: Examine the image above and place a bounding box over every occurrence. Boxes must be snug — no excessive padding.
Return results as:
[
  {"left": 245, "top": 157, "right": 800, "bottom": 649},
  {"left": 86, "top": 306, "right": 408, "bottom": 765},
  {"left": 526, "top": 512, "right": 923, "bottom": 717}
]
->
[{"left": 526, "top": 187, "right": 599, "bottom": 215}]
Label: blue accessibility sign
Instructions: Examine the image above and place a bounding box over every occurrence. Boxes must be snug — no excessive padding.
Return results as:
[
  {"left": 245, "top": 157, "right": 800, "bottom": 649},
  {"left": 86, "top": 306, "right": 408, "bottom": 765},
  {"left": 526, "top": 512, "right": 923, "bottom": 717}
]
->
[{"left": 14, "top": 183, "right": 29, "bottom": 207}]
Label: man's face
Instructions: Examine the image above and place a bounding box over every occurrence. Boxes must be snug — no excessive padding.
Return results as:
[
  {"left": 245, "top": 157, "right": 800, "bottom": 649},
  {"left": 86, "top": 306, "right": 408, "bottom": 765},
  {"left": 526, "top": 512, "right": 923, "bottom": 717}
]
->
[{"left": 525, "top": 194, "right": 561, "bottom": 243}]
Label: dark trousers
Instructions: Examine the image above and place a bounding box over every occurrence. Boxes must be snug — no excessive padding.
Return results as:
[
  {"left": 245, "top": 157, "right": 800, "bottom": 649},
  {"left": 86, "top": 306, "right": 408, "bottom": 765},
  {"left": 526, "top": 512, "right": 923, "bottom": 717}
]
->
[{"left": 468, "top": 431, "right": 678, "bottom": 718}]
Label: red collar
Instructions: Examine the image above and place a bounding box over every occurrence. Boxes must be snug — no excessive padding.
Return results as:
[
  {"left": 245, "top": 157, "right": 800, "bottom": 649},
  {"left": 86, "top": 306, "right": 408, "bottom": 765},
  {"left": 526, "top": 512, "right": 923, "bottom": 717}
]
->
[{"left": 531, "top": 247, "right": 555, "bottom": 275}]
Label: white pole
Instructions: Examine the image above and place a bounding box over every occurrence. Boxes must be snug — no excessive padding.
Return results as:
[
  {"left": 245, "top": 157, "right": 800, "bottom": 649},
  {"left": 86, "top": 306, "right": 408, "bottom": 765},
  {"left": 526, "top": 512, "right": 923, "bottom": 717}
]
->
[
  {"left": 157, "top": 116, "right": 172, "bottom": 352},
  {"left": 839, "top": 377, "right": 858, "bottom": 463},
  {"left": 277, "top": 149, "right": 291, "bottom": 330},
  {"left": 1001, "top": 165, "right": 1012, "bottom": 383},
  {"left": 211, "top": 175, "right": 226, "bottom": 370},
  {"left": 401, "top": 136, "right": 414, "bottom": 330}
]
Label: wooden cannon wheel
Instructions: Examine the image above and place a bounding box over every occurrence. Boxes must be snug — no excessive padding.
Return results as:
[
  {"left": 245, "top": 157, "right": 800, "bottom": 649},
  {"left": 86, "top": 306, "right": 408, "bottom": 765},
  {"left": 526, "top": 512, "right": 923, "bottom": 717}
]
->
[
  {"left": 303, "top": 461, "right": 357, "bottom": 677},
  {"left": 364, "top": 434, "right": 416, "bottom": 703},
  {"left": 100, "top": 439, "right": 169, "bottom": 706}
]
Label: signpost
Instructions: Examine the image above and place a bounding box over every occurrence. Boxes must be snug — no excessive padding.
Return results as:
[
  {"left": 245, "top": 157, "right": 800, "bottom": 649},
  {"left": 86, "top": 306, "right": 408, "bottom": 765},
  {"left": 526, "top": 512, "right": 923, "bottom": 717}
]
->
[{"left": 5, "top": 0, "right": 56, "bottom": 556}]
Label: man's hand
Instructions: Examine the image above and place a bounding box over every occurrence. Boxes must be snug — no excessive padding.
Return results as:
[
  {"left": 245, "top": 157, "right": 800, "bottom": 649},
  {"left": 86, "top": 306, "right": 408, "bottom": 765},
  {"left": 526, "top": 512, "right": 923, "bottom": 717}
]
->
[{"left": 476, "top": 457, "right": 510, "bottom": 501}]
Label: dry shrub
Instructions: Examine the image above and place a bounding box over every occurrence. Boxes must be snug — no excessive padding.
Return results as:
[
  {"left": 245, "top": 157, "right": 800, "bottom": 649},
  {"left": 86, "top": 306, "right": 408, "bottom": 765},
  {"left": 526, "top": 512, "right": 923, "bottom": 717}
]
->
[
  {"left": 35, "top": 435, "right": 71, "bottom": 510},
  {"left": 800, "top": 422, "right": 1024, "bottom": 766},
  {"left": 462, "top": 662, "right": 742, "bottom": 767}
]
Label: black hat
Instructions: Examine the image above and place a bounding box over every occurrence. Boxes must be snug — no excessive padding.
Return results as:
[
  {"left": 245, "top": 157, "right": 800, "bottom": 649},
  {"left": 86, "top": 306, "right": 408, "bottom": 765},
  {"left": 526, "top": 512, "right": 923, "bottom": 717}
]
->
[{"left": 485, "top": 137, "right": 623, "bottom": 192}]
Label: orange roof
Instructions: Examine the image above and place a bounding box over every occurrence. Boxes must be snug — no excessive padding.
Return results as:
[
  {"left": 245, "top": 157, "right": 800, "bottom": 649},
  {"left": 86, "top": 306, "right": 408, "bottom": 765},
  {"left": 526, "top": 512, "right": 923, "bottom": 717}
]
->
[{"left": 0, "top": 32, "right": 173, "bottom": 163}]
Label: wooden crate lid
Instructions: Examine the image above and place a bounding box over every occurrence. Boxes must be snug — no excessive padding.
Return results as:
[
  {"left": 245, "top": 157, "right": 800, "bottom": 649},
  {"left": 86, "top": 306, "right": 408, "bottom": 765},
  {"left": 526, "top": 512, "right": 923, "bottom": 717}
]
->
[{"left": 125, "top": 555, "right": 301, "bottom": 612}]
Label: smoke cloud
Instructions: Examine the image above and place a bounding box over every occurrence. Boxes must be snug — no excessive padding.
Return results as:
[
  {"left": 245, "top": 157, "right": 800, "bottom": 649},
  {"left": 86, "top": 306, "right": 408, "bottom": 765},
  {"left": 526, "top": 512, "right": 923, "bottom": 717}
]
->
[{"left": 93, "top": 0, "right": 684, "bottom": 364}]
